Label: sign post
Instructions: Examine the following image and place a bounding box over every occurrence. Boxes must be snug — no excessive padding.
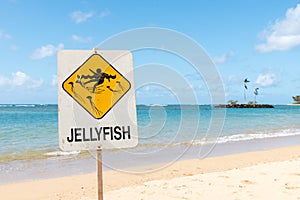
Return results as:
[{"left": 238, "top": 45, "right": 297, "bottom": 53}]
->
[
  {"left": 58, "top": 49, "right": 138, "bottom": 200},
  {"left": 97, "top": 147, "right": 103, "bottom": 200}
]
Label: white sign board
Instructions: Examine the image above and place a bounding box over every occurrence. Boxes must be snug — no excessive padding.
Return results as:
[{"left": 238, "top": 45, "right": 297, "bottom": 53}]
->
[{"left": 58, "top": 50, "right": 138, "bottom": 151}]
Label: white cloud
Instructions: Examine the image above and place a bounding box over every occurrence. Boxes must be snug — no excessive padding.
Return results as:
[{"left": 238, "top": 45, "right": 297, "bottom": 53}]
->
[
  {"left": 51, "top": 74, "right": 57, "bottom": 86},
  {"left": 255, "top": 73, "right": 276, "bottom": 87},
  {"left": 10, "top": 44, "right": 19, "bottom": 51},
  {"left": 31, "top": 43, "right": 64, "bottom": 60},
  {"left": 186, "top": 83, "right": 202, "bottom": 91},
  {"left": 0, "top": 30, "right": 12, "bottom": 40},
  {"left": 70, "top": 11, "right": 94, "bottom": 24},
  {"left": 0, "top": 76, "right": 9, "bottom": 86},
  {"left": 136, "top": 84, "right": 173, "bottom": 98},
  {"left": 99, "top": 8, "right": 110, "bottom": 18},
  {"left": 227, "top": 75, "right": 240, "bottom": 84},
  {"left": 256, "top": 4, "right": 300, "bottom": 52},
  {"left": 12, "top": 71, "right": 29, "bottom": 86},
  {"left": 213, "top": 51, "right": 235, "bottom": 64},
  {"left": 71, "top": 34, "right": 92, "bottom": 43},
  {"left": 0, "top": 71, "right": 43, "bottom": 89}
]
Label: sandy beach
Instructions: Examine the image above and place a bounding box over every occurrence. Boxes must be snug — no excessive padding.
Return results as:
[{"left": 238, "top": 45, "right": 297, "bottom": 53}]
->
[
  {"left": 1, "top": 0, "right": 300, "bottom": 199},
  {"left": 1, "top": 145, "right": 299, "bottom": 200}
]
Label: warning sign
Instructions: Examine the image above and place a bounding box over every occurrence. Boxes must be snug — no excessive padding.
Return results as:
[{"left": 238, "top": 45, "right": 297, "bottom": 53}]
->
[
  {"left": 62, "top": 54, "right": 131, "bottom": 119},
  {"left": 58, "top": 50, "right": 138, "bottom": 151}
]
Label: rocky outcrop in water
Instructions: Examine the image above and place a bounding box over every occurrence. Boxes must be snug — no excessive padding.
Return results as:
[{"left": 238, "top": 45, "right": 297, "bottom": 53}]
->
[{"left": 215, "top": 104, "right": 274, "bottom": 108}]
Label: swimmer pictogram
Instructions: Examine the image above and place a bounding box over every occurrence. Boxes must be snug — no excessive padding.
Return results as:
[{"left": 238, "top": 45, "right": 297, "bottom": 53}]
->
[{"left": 62, "top": 53, "right": 131, "bottom": 119}]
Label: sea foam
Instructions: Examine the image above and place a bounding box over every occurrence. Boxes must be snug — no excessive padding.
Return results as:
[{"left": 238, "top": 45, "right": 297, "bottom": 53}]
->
[{"left": 44, "top": 151, "right": 80, "bottom": 156}]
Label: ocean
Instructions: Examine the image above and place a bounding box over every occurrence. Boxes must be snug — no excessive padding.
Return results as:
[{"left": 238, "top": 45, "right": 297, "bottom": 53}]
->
[{"left": 0, "top": 104, "right": 299, "bottom": 183}]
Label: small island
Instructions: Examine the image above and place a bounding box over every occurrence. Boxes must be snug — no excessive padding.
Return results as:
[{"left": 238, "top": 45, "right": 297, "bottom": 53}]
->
[
  {"left": 215, "top": 78, "right": 274, "bottom": 108},
  {"left": 215, "top": 103, "right": 274, "bottom": 108}
]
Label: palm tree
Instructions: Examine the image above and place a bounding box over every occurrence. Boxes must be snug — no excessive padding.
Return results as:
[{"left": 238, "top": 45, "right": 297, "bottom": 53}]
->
[
  {"left": 254, "top": 88, "right": 259, "bottom": 105},
  {"left": 243, "top": 78, "right": 250, "bottom": 103},
  {"left": 228, "top": 100, "right": 238, "bottom": 105}
]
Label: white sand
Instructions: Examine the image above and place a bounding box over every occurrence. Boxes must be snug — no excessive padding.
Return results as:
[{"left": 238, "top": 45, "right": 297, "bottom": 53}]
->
[
  {"left": 106, "top": 158, "right": 300, "bottom": 200},
  {"left": 1, "top": 145, "right": 300, "bottom": 200}
]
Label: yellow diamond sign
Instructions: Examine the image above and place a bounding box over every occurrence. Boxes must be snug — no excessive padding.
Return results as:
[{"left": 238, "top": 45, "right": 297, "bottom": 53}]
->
[{"left": 62, "top": 54, "right": 131, "bottom": 119}]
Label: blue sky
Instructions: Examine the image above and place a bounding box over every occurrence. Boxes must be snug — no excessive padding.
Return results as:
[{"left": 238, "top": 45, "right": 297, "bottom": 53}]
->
[{"left": 0, "top": 0, "right": 300, "bottom": 104}]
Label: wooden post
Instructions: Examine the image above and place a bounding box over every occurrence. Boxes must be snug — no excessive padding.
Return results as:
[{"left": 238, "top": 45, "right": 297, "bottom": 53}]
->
[{"left": 97, "top": 147, "right": 103, "bottom": 200}]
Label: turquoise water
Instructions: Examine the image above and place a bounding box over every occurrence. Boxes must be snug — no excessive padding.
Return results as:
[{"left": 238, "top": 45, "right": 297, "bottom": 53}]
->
[
  {"left": 0, "top": 104, "right": 299, "bottom": 163},
  {"left": 0, "top": 105, "right": 58, "bottom": 161}
]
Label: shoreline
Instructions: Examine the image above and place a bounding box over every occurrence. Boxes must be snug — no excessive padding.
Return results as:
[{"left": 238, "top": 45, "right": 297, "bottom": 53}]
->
[
  {"left": 1, "top": 134, "right": 300, "bottom": 185},
  {"left": 0, "top": 144, "right": 300, "bottom": 199}
]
